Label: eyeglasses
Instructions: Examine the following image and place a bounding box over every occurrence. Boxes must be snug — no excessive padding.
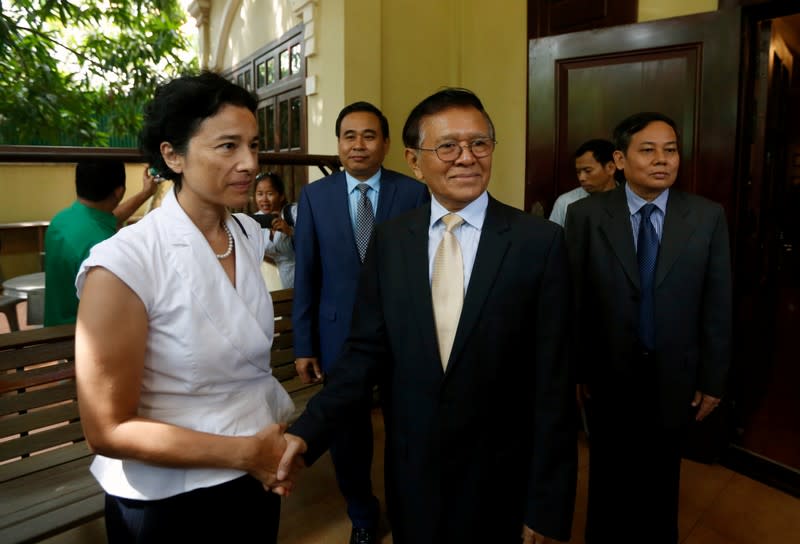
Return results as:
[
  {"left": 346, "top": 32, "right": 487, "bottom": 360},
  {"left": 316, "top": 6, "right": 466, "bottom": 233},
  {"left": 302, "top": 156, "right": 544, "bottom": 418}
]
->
[{"left": 414, "top": 138, "right": 496, "bottom": 162}]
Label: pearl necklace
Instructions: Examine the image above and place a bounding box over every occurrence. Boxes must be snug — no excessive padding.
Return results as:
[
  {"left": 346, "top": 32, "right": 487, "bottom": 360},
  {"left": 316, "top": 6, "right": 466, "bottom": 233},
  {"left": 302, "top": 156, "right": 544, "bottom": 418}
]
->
[{"left": 215, "top": 222, "right": 234, "bottom": 259}]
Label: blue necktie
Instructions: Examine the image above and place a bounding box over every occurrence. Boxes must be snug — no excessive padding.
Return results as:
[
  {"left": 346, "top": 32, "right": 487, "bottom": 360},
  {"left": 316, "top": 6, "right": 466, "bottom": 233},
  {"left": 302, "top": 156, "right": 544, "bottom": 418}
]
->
[
  {"left": 355, "top": 183, "right": 374, "bottom": 263},
  {"left": 637, "top": 203, "right": 659, "bottom": 351}
]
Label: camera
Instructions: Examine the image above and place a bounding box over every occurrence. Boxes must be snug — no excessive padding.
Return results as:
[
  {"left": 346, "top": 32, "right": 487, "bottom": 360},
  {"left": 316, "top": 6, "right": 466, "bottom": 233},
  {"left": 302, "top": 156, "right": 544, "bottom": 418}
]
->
[{"left": 251, "top": 213, "right": 278, "bottom": 228}]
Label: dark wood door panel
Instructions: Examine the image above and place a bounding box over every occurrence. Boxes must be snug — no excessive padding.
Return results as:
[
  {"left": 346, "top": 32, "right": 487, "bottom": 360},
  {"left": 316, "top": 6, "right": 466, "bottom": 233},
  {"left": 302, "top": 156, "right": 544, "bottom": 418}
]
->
[
  {"left": 555, "top": 47, "right": 700, "bottom": 198},
  {"left": 527, "top": 9, "right": 742, "bottom": 218}
]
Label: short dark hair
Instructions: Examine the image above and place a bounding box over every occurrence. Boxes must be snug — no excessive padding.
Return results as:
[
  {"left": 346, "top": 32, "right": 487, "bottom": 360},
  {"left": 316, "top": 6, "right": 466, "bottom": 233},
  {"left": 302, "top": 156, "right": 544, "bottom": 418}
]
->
[
  {"left": 75, "top": 160, "right": 126, "bottom": 202},
  {"left": 402, "top": 88, "right": 495, "bottom": 149},
  {"left": 139, "top": 71, "right": 257, "bottom": 189},
  {"left": 335, "top": 102, "right": 390, "bottom": 140},
  {"left": 613, "top": 112, "right": 679, "bottom": 154},
  {"left": 575, "top": 139, "right": 615, "bottom": 165},
  {"left": 255, "top": 171, "right": 285, "bottom": 196}
]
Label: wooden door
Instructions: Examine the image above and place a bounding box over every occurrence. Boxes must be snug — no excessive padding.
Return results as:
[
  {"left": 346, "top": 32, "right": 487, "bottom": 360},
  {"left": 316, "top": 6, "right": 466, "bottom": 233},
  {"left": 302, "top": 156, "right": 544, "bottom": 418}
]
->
[{"left": 526, "top": 8, "right": 742, "bottom": 218}]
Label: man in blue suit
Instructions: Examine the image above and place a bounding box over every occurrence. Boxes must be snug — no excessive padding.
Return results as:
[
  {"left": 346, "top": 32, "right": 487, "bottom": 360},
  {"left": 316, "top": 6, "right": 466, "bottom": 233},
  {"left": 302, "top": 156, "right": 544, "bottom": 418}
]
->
[{"left": 293, "top": 101, "right": 429, "bottom": 544}]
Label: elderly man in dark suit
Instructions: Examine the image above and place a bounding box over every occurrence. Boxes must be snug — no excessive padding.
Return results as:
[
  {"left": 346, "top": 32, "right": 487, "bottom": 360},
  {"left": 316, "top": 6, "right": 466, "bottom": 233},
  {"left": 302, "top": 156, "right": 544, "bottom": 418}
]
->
[
  {"left": 280, "top": 88, "right": 577, "bottom": 544},
  {"left": 292, "top": 101, "right": 429, "bottom": 544},
  {"left": 565, "top": 112, "right": 732, "bottom": 544}
]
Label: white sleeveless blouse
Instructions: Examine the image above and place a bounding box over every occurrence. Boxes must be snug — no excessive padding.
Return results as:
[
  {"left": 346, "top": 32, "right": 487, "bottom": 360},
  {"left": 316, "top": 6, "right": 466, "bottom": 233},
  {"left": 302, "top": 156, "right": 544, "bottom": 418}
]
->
[{"left": 76, "top": 189, "right": 294, "bottom": 500}]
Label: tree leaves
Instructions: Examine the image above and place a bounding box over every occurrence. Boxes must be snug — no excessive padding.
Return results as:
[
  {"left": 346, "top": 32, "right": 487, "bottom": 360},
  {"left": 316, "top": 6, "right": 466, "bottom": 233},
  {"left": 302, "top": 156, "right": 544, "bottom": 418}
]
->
[{"left": 0, "top": 0, "right": 197, "bottom": 146}]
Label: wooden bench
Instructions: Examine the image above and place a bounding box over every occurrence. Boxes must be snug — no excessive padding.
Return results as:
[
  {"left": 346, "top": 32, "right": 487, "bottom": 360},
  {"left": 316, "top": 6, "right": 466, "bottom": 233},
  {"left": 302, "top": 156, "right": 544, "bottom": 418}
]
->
[
  {"left": 0, "top": 287, "right": 318, "bottom": 543},
  {"left": 270, "top": 288, "right": 323, "bottom": 420}
]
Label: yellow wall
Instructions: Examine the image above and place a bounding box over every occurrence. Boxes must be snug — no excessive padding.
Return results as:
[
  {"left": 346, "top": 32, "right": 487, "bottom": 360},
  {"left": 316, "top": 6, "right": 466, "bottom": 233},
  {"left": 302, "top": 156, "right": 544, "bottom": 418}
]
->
[
  {"left": 380, "top": 0, "right": 459, "bottom": 173},
  {"left": 459, "top": 0, "right": 529, "bottom": 208},
  {"left": 0, "top": 164, "right": 75, "bottom": 224},
  {"left": 638, "top": 0, "right": 718, "bottom": 22},
  {"left": 379, "top": 0, "right": 529, "bottom": 208},
  {"left": 344, "top": 0, "right": 382, "bottom": 106},
  {"left": 303, "top": 0, "right": 527, "bottom": 207}
]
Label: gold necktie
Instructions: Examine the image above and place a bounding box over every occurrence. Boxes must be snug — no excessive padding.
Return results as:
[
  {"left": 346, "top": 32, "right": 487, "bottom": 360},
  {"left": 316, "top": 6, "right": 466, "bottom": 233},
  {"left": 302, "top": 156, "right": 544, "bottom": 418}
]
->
[{"left": 432, "top": 213, "right": 464, "bottom": 370}]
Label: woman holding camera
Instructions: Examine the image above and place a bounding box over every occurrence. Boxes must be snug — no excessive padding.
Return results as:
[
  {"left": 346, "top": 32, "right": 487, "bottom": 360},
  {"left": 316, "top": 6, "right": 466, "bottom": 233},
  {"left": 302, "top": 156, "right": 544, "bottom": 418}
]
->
[{"left": 254, "top": 171, "right": 297, "bottom": 288}]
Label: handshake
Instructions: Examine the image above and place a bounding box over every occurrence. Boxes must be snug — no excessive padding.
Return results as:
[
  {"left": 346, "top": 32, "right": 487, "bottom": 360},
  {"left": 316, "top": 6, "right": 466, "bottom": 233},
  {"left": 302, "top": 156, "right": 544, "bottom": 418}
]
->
[{"left": 246, "top": 423, "right": 309, "bottom": 496}]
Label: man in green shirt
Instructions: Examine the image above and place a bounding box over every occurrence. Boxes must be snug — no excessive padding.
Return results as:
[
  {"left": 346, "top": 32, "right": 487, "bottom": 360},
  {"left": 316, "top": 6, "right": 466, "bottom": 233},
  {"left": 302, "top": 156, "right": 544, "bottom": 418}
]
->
[{"left": 44, "top": 160, "right": 156, "bottom": 326}]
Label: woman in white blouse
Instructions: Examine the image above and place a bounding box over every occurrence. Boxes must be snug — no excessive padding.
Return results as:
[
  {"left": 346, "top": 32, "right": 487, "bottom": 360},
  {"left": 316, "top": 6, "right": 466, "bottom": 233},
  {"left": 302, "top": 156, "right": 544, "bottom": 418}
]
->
[
  {"left": 75, "top": 72, "right": 294, "bottom": 543},
  {"left": 253, "top": 171, "right": 297, "bottom": 288}
]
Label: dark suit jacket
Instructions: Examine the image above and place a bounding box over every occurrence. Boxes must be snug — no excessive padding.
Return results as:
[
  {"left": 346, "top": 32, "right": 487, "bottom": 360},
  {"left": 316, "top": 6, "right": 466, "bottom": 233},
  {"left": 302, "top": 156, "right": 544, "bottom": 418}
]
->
[
  {"left": 564, "top": 187, "right": 732, "bottom": 429},
  {"left": 292, "top": 168, "right": 429, "bottom": 371},
  {"left": 290, "top": 197, "right": 577, "bottom": 543}
]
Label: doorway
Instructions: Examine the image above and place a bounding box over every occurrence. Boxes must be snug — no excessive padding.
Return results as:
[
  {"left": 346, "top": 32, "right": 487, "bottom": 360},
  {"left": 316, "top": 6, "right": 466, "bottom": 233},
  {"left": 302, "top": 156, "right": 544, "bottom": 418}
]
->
[{"left": 729, "top": 7, "right": 800, "bottom": 489}]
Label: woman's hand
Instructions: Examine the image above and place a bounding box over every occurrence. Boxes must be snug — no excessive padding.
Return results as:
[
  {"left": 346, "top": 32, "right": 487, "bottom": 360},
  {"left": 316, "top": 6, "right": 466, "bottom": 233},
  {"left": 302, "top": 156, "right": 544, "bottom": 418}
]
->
[
  {"left": 246, "top": 424, "right": 305, "bottom": 495},
  {"left": 270, "top": 216, "right": 294, "bottom": 237}
]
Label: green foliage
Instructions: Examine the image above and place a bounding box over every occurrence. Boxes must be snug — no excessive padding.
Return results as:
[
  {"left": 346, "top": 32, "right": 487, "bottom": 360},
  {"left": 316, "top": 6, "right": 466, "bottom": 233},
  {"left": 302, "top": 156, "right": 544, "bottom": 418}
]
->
[{"left": 0, "top": 0, "right": 197, "bottom": 146}]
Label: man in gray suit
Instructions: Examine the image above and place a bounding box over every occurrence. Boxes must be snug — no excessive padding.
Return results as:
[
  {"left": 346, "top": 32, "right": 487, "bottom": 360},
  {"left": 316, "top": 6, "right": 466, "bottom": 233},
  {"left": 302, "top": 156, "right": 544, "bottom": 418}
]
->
[{"left": 565, "top": 112, "right": 732, "bottom": 544}]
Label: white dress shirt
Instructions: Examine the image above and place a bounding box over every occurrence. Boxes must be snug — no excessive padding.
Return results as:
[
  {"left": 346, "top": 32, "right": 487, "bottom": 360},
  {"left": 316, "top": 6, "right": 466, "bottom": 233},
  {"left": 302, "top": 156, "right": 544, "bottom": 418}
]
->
[
  {"left": 428, "top": 191, "right": 488, "bottom": 293},
  {"left": 76, "top": 189, "right": 294, "bottom": 500},
  {"left": 549, "top": 186, "right": 589, "bottom": 227},
  {"left": 346, "top": 170, "right": 381, "bottom": 232}
]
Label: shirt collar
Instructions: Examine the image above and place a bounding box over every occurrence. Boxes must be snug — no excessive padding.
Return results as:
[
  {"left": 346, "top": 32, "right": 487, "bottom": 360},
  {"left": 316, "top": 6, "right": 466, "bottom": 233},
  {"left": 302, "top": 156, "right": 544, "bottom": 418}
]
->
[
  {"left": 345, "top": 169, "right": 382, "bottom": 193},
  {"left": 429, "top": 191, "right": 489, "bottom": 230},
  {"left": 625, "top": 184, "right": 669, "bottom": 216},
  {"left": 74, "top": 200, "right": 117, "bottom": 229}
]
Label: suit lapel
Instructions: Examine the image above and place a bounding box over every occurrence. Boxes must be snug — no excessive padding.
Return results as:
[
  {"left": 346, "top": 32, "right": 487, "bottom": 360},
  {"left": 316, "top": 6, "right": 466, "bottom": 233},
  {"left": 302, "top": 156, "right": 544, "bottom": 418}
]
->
[
  {"left": 598, "top": 188, "right": 640, "bottom": 289},
  {"left": 445, "top": 197, "right": 511, "bottom": 375},
  {"left": 328, "top": 172, "right": 360, "bottom": 258},
  {"left": 375, "top": 169, "right": 397, "bottom": 223},
  {"left": 656, "top": 190, "right": 695, "bottom": 287},
  {"left": 402, "top": 203, "right": 441, "bottom": 369}
]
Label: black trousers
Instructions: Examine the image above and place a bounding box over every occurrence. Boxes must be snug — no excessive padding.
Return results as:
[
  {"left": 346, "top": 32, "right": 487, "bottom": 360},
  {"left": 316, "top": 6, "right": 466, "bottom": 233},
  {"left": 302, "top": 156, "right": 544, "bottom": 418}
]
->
[
  {"left": 584, "top": 391, "right": 685, "bottom": 544},
  {"left": 105, "top": 475, "right": 280, "bottom": 543},
  {"left": 329, "top": 392, "right": 381, "bottom": 528}
]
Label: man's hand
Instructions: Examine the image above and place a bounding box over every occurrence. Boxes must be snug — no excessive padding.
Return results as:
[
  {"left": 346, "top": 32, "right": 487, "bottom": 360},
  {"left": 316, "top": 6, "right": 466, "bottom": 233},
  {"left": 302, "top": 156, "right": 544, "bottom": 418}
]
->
[
  {"left": 141, "top": 166, "right": 158, "bottom": 197},
  {"left": 522, "top": 525, "right": 564, "bottom": 543},
  {"left": 246, "top": 423, "right": 295, "bottom": 495},
  {"left": 295, "top": 357, "right": 322, "bottom": 384},
  {"left": 112, "top": 165, "right": 160, "bottom": 225},
  {"left": 691, "top": 391, "right": 721, "bottom": 421},
  {"left": 274, "top": 432, "right": 308, "bottom": 495}
]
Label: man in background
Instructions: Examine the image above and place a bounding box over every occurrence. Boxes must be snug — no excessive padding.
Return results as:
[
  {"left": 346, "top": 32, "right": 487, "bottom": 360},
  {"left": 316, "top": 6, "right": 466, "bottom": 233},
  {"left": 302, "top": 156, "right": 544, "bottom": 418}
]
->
[
  {"left": 292, "top": 101, "right": 429, "bottom": 544},
  {"left": 44, "top": 160, "right": 156, "bottom": 326},
  {"left": 565, "top": 112, "right": 731, "bottom": 543},
  {"left": 549, "top": 138, "right": 618, "bottom": 227}
]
